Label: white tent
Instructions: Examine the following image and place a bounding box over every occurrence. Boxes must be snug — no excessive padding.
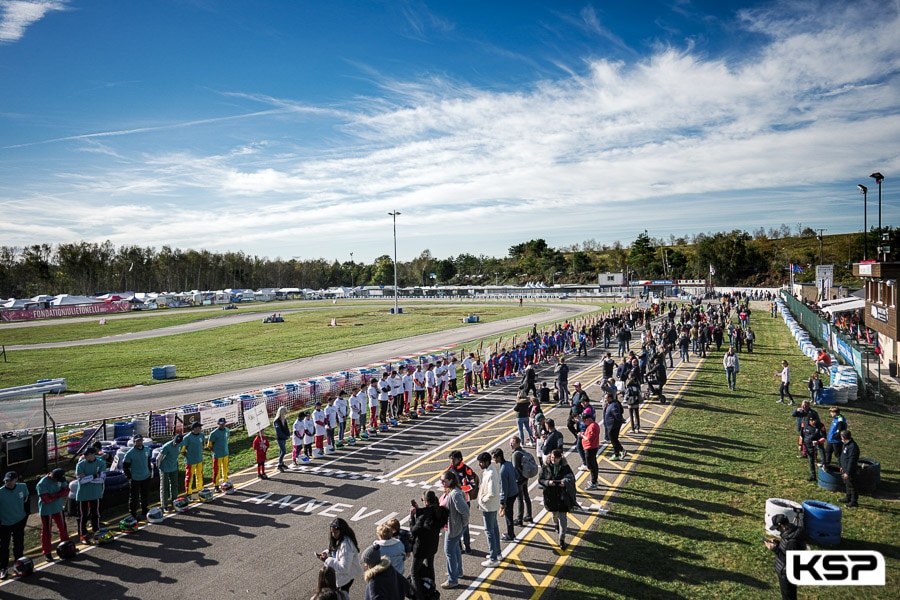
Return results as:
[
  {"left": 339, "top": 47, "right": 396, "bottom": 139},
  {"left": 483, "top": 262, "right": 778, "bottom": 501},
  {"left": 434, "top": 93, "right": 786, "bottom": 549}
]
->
[{"left": 822, "top": 298, "right": 865, "bottom": 315}]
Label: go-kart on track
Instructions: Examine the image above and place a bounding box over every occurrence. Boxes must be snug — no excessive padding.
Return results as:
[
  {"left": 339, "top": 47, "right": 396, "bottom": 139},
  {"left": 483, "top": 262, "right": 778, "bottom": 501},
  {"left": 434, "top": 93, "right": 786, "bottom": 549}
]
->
[{"left": 1, "top": 347, "right": 704, "bottom": 598}]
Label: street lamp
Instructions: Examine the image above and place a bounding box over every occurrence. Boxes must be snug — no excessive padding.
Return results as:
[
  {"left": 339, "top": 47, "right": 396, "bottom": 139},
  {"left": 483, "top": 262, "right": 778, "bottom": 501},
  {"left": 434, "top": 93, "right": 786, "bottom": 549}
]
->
[
  {"left": 870, "top": 172, "right": 884, "bottom": 259},
  {"left": 388, "top": 211, "right": 401, "bottom": 314},
  {"left": 858, "top": 184, "right": 868, "bottom": 260},
  {"left": 349, "top": 252, "right": 354, "bottom": 289}
]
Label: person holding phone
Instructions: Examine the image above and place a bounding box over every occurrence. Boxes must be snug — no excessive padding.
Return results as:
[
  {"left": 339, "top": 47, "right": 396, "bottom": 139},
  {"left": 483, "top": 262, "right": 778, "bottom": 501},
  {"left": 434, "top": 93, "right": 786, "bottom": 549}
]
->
[
  {"left": 318, "top": 518, "right": 363, "bottom": 596},
  {"left": 538, "top": 449, "right": 576, "bottom": 551}
]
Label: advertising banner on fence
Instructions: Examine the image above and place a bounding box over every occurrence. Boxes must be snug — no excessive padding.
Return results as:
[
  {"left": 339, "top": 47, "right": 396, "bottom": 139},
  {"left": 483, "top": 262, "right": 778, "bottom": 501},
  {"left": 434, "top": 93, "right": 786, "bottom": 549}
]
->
[
  {"left": 1, "top": 301, "right": 132, "bottom": 322},
  {"left": 200, "top": 404, "right": 241, "bottom": 429}
]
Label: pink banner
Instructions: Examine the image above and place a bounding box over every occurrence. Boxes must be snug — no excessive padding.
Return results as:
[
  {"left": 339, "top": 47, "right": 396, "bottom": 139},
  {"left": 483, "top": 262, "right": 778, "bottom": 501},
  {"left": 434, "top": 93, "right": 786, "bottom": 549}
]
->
[{"left": 1, "top": 302, "right": 132, "bottom": 322}]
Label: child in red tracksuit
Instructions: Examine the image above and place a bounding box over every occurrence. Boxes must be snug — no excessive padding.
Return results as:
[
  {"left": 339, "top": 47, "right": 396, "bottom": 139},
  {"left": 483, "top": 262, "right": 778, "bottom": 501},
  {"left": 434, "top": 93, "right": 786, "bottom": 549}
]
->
[{"left": 252, "top": 431, "right": 270, "bottom": 480}]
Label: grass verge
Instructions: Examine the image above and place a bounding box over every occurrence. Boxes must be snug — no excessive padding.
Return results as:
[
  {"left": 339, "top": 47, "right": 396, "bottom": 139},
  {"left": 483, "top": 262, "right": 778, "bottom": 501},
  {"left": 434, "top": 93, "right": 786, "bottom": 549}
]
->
[{"left": 556, "top": 308, "right": 898, "bottom": 599}]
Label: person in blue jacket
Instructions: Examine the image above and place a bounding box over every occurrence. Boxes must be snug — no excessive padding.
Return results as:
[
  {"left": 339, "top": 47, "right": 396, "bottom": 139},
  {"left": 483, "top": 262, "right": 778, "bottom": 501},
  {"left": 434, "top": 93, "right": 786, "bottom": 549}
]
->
[
  {"left": 36, "top": 468, "right": 70, "bottom": 561},
  {"left": 123, "top": 434, "right": 153, "bottom": 520},
  {"left": 75, "top": 446, "right": 106, "bottom": 541},
  {"left": 491, "top": 448, "right": 519, "bottom": 542},
  {"left": 824, "top": 407, "right": 847, "bottom": 466},
  {"left": 0, "top": 471, "right": 30, "bottom": 579}
]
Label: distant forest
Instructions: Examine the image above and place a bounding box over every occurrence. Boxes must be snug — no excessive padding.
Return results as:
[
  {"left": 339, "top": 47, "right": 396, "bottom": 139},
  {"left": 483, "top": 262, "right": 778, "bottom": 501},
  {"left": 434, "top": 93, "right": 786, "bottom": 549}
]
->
[{"left": 1, "top": 225, "right": 896, "bottom": 298}]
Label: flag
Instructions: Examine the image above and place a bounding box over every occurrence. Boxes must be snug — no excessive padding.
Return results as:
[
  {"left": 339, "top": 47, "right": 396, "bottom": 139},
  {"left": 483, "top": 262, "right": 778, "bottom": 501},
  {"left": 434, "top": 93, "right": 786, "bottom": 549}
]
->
[
  {"left": 790, "top": 263, "right": 805, "bottom": 273},
  {"left": 709, "top": 264, "right": 716, "bottom": 276}
]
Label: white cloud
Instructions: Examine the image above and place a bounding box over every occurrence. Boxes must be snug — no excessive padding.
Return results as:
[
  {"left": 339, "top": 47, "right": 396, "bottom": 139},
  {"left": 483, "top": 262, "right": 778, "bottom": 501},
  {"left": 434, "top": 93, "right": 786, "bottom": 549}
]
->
[{"left": 0, "top": 0, "right": 67, "bottom": 43}]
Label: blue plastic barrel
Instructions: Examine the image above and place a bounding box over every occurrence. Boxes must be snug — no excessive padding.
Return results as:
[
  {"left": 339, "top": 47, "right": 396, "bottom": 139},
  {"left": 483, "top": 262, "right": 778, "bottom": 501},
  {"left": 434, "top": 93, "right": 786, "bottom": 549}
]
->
[
  {"left": 818, "top": 388, "right": 836, "bottom": 405},
  {"left": 802, "top": 500, "right": 842, "bottom": 546}
]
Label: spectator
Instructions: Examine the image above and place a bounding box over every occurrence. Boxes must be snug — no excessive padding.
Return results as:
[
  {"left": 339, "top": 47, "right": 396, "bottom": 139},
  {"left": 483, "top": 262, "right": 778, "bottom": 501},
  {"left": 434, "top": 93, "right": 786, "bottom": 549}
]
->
[
  {"left": 579, "top": 411, "right": 601, "bottom": 490},
  {"left": 603, "top": 390, "right": 627, "bottom": 461},
  {"left": 514, "top": 392, "right": 535, "bottom": 447},
  {"left": 492, "top": 448, "right": 519, "bottom": 542},
  {"left": 509, "top": 436, "right": 533, "bottom": 526},
  {"left": 554, "top": 356, "right": 570, "bottom": 406},
  {"left": 439, "top": 470, "right": 470, "bottom": 589},
  {"left": 476, "top": 453, "right": 502, "bottom": 569},
  {"left": 320, "top": 517, "right": 363, "bottom": 596},
  {"left": 723, "top": 347, "right": 740, "bottom": 391},
  {"left": 361, "top": 544, "right": 409, "bottom": 600},
  {"left": 539, "top": 418, "right": 564, "bottom": 462},
  {"left": 775, "top": 360, "right": 795, "bottom": 405},
  {"left": 815, "top": 348, "right": 832, "bottom": 375},
  {"left": 373, "top": 522, "right": 406, "bottom": 576},
  {"left": 538, "top": 449, "right": 576, "bottom": 551},
  {"left": 764, "top": 514, "right": 806, "bottom": 600},
  {"left": 310, "top": 565, "right": 348, "bottom": 600},
  {"left": 409, "top": 490, "right": 447, "bottom": 600},
  {"left": 447, "top": 450, "right": 478, "bottom": 554},
  {"left": 807, "top": 373, "right": 824, "bottom": 405},
  {"left": 624, "top": 374, "right": 642, "bottom": 433}
]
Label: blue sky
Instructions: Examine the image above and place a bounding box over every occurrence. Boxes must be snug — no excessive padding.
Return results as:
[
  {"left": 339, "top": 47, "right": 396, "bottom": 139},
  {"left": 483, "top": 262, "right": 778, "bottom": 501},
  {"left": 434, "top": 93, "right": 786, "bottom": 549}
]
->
[{"left": 0, "top": 0, "right": 898, "bottom": 263}]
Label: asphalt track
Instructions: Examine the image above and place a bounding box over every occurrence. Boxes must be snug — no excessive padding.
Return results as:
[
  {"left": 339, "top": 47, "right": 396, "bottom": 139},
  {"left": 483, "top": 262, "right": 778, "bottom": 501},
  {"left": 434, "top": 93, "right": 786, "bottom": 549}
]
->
[
  {"left": 3, "top": 302, "right": 593, "bottom": 427},
  {"left": 0, "top": 344, "right": 702, "bottom": 600}
]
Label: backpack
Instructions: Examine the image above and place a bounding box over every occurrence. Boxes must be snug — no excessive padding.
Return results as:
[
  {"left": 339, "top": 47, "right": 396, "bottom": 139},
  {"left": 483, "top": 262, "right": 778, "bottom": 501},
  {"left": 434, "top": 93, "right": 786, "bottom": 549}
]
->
[{"left": 518, "top": 450, "right": 539, "bottom": 479}]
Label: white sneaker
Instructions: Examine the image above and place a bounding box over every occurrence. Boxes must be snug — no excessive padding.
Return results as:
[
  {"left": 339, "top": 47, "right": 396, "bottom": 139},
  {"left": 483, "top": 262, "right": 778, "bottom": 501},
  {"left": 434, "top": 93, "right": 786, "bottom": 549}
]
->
[
  {"left": 578, "top": 465, "right": 588, "bottom": 472},
  {"left": 481, "top": 559, "right": 501, "bottom": 568}
]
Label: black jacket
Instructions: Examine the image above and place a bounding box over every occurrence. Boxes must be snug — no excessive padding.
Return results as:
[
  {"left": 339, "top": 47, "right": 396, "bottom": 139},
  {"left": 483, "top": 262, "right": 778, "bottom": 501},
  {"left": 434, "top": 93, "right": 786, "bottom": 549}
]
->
[
  {"left": 538, "top": 458, "right": 575, "bottom": 513},
  {"left": 839, "top": 439, "right": 860, "bottom": 475},
  {"left": 773, "top": 524, "right": 806, "bottom": 576},
  {"left": 409, "top": 504, "right": 445, "bottom": 558},
  {"left": 801, "top": 421, "right": 825, "bottom": 451}
]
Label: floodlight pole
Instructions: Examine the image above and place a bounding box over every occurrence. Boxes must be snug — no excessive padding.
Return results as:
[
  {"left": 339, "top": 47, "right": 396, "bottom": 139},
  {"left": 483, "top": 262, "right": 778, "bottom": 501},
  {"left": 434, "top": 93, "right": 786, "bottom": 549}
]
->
[
  {"left": 388, "top": 211, "right": 401, "bottom": 314},
  {"left": 858, "top": 184, "right": 868, "bottom": 260}
]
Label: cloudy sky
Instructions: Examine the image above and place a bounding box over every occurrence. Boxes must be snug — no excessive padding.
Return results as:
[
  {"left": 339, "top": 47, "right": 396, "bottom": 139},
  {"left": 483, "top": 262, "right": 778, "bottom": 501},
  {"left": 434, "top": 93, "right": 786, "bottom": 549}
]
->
[{"left": 0, "top": 0, "right": 898, "bottom": 262}]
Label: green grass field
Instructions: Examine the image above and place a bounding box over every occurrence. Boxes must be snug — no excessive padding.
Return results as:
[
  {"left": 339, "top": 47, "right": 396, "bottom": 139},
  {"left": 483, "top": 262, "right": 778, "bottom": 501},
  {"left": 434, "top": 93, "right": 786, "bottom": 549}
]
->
[
  {"left": 0, "top": 304, "right": 545, "bottom": 392},
  {"left": 558, "top": 308, "right": 898, "bottom": 599}
]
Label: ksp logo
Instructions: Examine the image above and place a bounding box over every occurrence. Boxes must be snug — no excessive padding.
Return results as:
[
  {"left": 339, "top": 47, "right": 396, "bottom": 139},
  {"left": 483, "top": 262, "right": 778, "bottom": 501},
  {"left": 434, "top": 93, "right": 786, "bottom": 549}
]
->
[{"left": 787, "top": 551, "right": 885, "bottom": 586}]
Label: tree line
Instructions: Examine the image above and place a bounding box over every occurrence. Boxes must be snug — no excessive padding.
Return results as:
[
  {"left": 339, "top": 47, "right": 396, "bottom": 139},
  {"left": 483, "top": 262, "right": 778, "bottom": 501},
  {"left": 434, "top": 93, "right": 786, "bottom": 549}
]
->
[{"left": 0, "top": 226, "right": 894, "bottom": 298}]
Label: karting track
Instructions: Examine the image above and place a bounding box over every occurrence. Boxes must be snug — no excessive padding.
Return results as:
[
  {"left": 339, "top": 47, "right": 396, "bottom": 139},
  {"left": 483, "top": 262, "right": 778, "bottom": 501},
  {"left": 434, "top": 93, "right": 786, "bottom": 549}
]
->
[
  {"left": 0, "top": 339, "right": 703, "bottom": 600},
  {"left": 3, "top": 302, "right": 593, "bottom": 428}
]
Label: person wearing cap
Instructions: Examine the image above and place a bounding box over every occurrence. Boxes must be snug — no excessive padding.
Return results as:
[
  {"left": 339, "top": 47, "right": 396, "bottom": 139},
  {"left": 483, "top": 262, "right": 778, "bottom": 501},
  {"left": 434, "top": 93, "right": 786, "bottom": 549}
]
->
[
  {"left": 334, "top": 390, "right": 350, "bottom": 442},
  {"left": 182, "top": 421, "right": 206, "bottom": 498},
  {"left": 123, "top": 434, "right": 153, "bottom": 521},
  {"left": 578, "top": 410, "right": 601, "bottom": 490},
  {"left": 764, "top": 513, "right": 806, "bottom": 600},
  {"left": 36, "top": 468, "right": 71, "bottom": 561},
  {"left": 312, "top": 400, "right": 328, "bottom": 458},
  {"left": 362, "top": 541, "right": 410, "bottom": 599},
  {"left": 207, "top": 418, "right": 231, "bottom": 491},
  {"left": 0, "top": 472, "right": 30, "bottom": 578},
  {"left": 74, "top": 446, "right": 106, "bottom": 542},
  {"left": 157, "top": 434, "right": 184, "bottom": 512}
]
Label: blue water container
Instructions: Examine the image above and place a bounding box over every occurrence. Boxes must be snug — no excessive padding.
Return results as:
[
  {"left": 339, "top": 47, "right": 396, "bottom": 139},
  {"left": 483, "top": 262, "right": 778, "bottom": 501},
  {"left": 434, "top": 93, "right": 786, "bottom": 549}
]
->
[{"left": 151, "top": 366, "right": 166, "bottom": 380}]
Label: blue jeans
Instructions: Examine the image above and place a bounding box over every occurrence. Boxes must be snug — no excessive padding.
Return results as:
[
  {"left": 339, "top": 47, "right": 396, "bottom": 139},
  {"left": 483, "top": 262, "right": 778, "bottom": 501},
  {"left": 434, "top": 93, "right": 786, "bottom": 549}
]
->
[
  {"left": 482, "top": 510, "right": 501, "bottom": 561},
  {"left": 517, "top": 418, "right": 533, "bottom": 443},
  {"left": 276, "top": 439, "right": 287, "bottom": 466},
  {"left": 725, "top": 367, "right": 736, "bottom": 390},
  {"left": 444, "top": 531, "right": 463, "bottom": 583}
]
